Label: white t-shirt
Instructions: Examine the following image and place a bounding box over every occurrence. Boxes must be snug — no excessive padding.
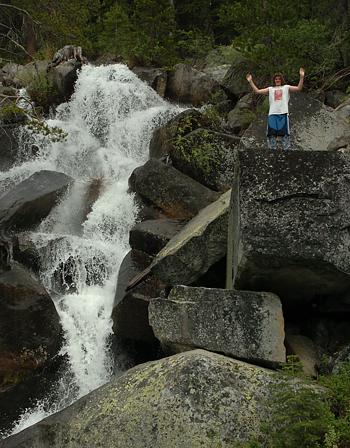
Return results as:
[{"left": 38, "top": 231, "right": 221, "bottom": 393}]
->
[{"left": 268, "top": 85, "right": 290, "bottom": 115}]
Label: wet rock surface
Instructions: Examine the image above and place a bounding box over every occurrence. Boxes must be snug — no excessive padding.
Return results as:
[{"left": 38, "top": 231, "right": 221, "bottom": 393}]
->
[
  {"left": 0, "top": 170, "right": 73, "bottom": 231},
  {"left": 149, "top": 286, "right": 286, "bottom": 367},
  {"left": 0, "top": 263, "right": 62, "bottom": 391},
  {"left": 231, "top": 150, "right": 350, "bottom": 308},
  {"left": 1, "top": 349, "right": 317, "bottom": 448},
  {"left": 129, "top": 158, "right": 219, "bottom": 220}
]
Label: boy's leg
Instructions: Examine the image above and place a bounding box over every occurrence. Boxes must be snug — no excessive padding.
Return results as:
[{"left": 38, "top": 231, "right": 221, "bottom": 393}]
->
[
  {"left": 282, "top": 135, "right": 291, "bottom": 150},
  {"left": 267, "top": 136, "right": 277, "bottom": 150}
]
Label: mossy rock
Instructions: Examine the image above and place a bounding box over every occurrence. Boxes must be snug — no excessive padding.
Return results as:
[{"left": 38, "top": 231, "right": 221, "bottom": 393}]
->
[
  {"left": 170, "top": 128, "right": 240, "bottom": 191},
  {"left": 2, "top": 350, "right": 325, "bottom": 448},
  {"left": 0, "top": 102, "right": 27, "bottom": 124}
]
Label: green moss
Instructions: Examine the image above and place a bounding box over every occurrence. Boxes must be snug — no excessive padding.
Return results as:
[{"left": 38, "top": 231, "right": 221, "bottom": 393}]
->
[{"left": 0, "top": 102, "right": 26, "bottom": 123}]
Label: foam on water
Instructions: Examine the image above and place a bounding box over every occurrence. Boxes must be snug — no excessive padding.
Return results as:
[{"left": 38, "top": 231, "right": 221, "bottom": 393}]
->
[{"left": 1, "top": 64, "right": 179, "bottom": 437}]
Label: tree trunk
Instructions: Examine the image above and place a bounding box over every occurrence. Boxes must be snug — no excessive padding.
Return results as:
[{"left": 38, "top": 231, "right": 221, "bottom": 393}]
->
[{"left": 24, "top": 16, "right": 36, "bottom": 60}]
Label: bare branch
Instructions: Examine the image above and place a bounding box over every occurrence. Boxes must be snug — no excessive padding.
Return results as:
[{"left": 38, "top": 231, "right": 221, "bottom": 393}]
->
[
  {"left": 0, "top": 3, "right": 40, "bottom": 25},
  {"left": 0, "top": 32, "right": 33, "bottom": 59}
]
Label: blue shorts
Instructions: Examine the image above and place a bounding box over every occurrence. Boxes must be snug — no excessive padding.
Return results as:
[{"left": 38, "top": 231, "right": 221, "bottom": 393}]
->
[{"left": 267, "top": 114, "right": 290, "bottom": 137}]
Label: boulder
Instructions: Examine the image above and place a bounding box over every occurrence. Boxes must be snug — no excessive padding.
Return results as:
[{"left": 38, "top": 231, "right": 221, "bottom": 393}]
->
[
  {"left": 221, "top": 53, "right": 256, "bottom": 99},
  {"left": 336, "top": 96, "right": 350, "bottom": 121},
  {"left": 129, "top": 218, "right": 183, "bottom": 255},
  {"left": 112, "top": 250, "right": 166, "bottom": 343},
  {"left": 285, "top": 335, "right": 320, "bottom": 377},
  {"left": 1, "top": 349, "right": 319, "bottom": 448},
  {"left": 241, "top": 92, "right": 350, "bottom": 151},
  {"left": 149, "top": 189, "right": 230, "bottom": 285},
  {"left": 0, "top": 63, "right": 24, "bottom": 87},
  {"left": 0, "top": 170, "right": 73, "bottom": 231},
  {"left": 226, "top": 93, "right": 255, "bottom": 134},
  {"left": 129, "top": 159, "right": 219, "bottom": 220},
  {"left": 13, "top": 232, "right": 41, "bottom": 274},
  {"left": 230, "top": 150, "right": 350, "bottom": 308},
  {"left": 327, "top": 130, "right": 350, "bottom": 151},
  {"left": 331, "top": 344, "right": 350, "bottom": 372},
  {"left": 47, "top": 60, "right": 82, "bottom": 103},
  {"left": 0, "top": 263, "right": 62, "bottom": 390},
  {"left": 132, "top": 67, "right": 167, "bottom": 97},
  {"left": 149, "top": 109, "right": 202, "bottom": 159},
  {"left": 325, "top": 90, "right": 346, "bottom": 109},
  {"left": 0, "top": 355, "right": 66, "bottom": 436},
  {"left": 149, "top": 286, "right": 286, "bottom": 367},
  {"left": 166, "top": 63, "right": 222, "bottom": 106},
  {"left": 170, "top": 128, "right": 239, "bottom": 191}
]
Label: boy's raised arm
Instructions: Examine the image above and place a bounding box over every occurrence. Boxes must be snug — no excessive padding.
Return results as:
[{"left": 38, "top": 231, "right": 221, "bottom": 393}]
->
[
  {"left": 246, "top": 73, "right": 269, "bottom": 95},
  {"left": 289, "top": 67, "right": 305, "bottom": 92}
]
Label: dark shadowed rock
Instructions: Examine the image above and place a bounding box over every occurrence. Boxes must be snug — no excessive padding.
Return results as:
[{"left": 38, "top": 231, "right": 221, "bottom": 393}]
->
[
  {"left": 285, "top": 335, "right": 319, "bottom": 377},
  {"left": 129, "top": 159, "right": 219, "bottom": 220},
  {"left": 325, "top": 90, "right": 346, "bottom": 109},
  {"left": 149, "top": 286, "right": 285, "bottom": 367},
  {"left": 132, "top": 67, "right": 167, "bottom": 97},
  {"left": 231, "top": 150, "right": 350, "bottom": 308},
  {"left": 241, "top": 92, "right": 350, "bottom": 151},
  {"left": 0, "top": 125, "right": 21, "bottom": 171},
  {"left": 166, "top": 63, "right": 222, "bottom": 106},
  {"left": 149, "top": 109, "right": 202, "bottom": 159},
  {"left": 0, "top": 170, "right": 73, "bottom": 231},
  {"left": 129, "top": 219, "right": 183, "bottom": 255},
  {"left": 170, "top": 128, "right": 239, "bottom": 191},
  {"left": 112, "top": 250, "right": 166, "bottom": 343},
  {"left": 150, "top": 190, "right": 230, "bottom": 285},
  {"left": 47, "top": 60, "right": 81, "bottom": 103},
  {"left": 226, "top": 93, "right": 255, "bottom": 134},
  {"left": 1, "top": 349, "right": 320, "bottom": 448},
  {"left": 0, "top": 263, "right": 62, "bottom": 391},
  {"left": 221, "top": 54, "right": 255, "bottom": 99}
]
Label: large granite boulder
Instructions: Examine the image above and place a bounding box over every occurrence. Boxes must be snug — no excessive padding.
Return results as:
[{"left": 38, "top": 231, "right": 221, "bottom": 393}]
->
[
  {"left": 166, "top": 63, "right": 222, "bottom": 106},
  {"left": 0, "top": 170, "right": 73, "bottom": 231},
  {"left": 149, "top": 286, "right": 286, "bottom": 367},
  {"left": 47, "top": 60, "right": 82, "bottom": 103},
  {"left": 240, "top": 92, "right": 350, "bottom": 151},
  {"left": 149, "top": 109, "right": 202, "bottom": 159},
  {"left": 230, "top": 150, "right": 350, "bottom": 308},
  {"left": 132, "top": 67, "right": 167, "bottom": 97},
  {"left": 226, "top": 93, "right": 255, "bottom": 134},
  {"left": 129, "top": 218, "right": 183, "bottom": 255},
  {"left": 221, "top": 53, "right": 256, "bottom": 99},
  {"left": 149, "top": 190, "right": 230, "bottom": 285},
  {"left": 129, "top": 159, "right": 219, "bottom": 220},
  {"left": 170, "top": 128, "right": 239, "bottom": 191},
  {"left": 0, "top": 263, "right": 62, "bottom": 390},
  {"left": 1, "top": 349, "right": 319, "bottom": 448}
]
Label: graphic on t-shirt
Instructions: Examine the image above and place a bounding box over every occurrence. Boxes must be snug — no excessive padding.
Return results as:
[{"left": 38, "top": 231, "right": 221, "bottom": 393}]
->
[{"left": 274, "top": 89, "right": 283, "bottom": 101}]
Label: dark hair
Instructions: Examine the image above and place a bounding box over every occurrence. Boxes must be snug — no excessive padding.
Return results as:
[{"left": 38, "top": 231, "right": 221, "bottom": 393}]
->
[{"left": 272, "top": 72, "right": 285, "bottom": 85}]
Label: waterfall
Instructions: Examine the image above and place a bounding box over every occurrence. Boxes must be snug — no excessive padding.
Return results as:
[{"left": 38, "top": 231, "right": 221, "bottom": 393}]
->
[{"left": 1, "top": 64, "right": 179, "bottom": 436}]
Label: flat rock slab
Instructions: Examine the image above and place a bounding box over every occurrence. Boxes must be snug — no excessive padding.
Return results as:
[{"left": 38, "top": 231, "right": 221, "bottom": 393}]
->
[
  {"left": 2, "top": 349, "right": 318, "bottom": 448},
  {"left": 149, "top": 286, "right": 285, "bottom": 367},
  {"left": 231, "top": 150, "right": 350, "bottom": 307},
  {"left": 150, "top": 189, "right": 230, "bottom": 285},
  {"left": 0, "top": 170, "right": 73, "bottom": 231},
  {"left": 129, "top": 159, "right": 219, "bottom": 220},
  {"left": 241, "top": 92, "right": 349, "bottom": 151},
  {"left": 129, "top": 218, "right": 183, "bottom": 255}
]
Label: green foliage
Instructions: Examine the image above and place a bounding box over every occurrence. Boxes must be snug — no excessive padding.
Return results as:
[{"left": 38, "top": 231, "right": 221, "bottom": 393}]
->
[
  {"left": 280, "top": 354, "right": 305, "bottom": 376},
  {"left": 0, "top": 102, "right": 27, "bottom": 123},
  {"left": 26, "top": 119, "right": 67, "bottom": 143},
  {"left": 247, "top": 361, "right": 350, "bottom": 448}
]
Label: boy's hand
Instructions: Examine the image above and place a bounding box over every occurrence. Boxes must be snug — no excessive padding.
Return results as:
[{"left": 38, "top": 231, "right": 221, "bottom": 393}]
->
[
  {"left": 246, "top": 73, "right": 252, "bottom": 82},
  {"left": 299, "top": 67, "right": 305, "bottom": 77}
]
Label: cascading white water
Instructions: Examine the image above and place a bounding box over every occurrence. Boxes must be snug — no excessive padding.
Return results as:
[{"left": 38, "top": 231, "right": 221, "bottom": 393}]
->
[{"left": 0, "top": 64, "right": 179, "bottom": 436}]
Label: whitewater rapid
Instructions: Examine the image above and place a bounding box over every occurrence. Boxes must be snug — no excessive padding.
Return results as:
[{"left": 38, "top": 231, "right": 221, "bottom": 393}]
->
[{"left": 0, "top": 64, "right": 179, "bottom": 435}]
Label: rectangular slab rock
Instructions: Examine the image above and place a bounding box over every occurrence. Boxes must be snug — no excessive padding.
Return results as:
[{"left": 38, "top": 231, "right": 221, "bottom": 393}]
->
[
  {"left": 149, "top": 285, "right": 285, "bottom": 367},
  {"left": 230, "top": 150, "right": 350, "bottom": 307},
  {"left": 149, "top": 189, "right": 230, "bottom": 285}
]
